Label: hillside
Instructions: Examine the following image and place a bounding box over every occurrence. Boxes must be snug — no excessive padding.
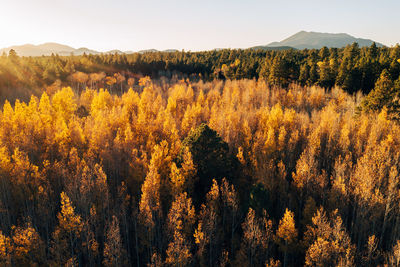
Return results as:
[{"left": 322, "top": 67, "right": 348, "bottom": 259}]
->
[
  {"left": 0, "top": 43, "right": 127, "bottom": 56},
  {"left": 266, "top": 31, "right": 385, "bottom": 49}
]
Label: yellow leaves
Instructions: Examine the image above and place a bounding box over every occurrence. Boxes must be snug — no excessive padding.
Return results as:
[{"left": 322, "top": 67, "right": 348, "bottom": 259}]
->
[
  {"left": 170, "top": 162, "right": 185, "bottom": 194},
  {"left": 167, "top": 192, "right": 196, "bottom": 237},
  {"left": 39, "top": 92, "right": 53, "bottom": 124},
  {"left": 11, "top": 223, "right": 44, "bottom": 263},
  {"left": 339, "top": 122, "right": 351, "bottom": 151},
  {"left": 276, "top": 209, "right": 297, "bottom": 244},
  {"left": 221, "top": 64, "right": 228, "bottom": 72},
  {"left": 278, "top": 126, "right": 287, "bottom": 149},
  {"left": 139, "top": 142, "right": 174, "bottom": 227},
  {"left": 207, "top": 179, "right": 220, "bottom": 202},
  {"left": 305, "top": 237, "right": 331, "bottom": 266},
  {"left": 292, "top": 150, "right": 317, "bottom": 190},
  {"left": 105, "top": 76, "right": 116, "bottom": 86},
  {"left": 377, "top": 107, "right": 389, "bottom": 124},
  {"left": 0, "top": 146, "right": 11, "bottom": 173},
  {"left": 52, "top": 87, "right": 77, "bottom": 121},
  {"left": 0, "top": 231, "right": 11, "bottom": 264},
  {"left": 11, "top": 148, "right": 40, "bottom": 187},
  {"left": 58, "top": 192, "right": 83, "bottom": 236},
  {"left": 194, "top": 222, "right": 205, "bottom": 245},
  {"left": 237, "top": 146, "right": 246, "bottom": 165},
  {"left": 90, "top": 89, "right": 113, "bottom": 116},
  {"left": 139, "top": 163, "right": 161, "bottom": 226},
  {"left": 139, "top": 76, "right": 151, "bottom": 87},
  {"left": 242, "top": 208, "right": 266, "bottom": 250},
  {"left": 305, "top": 208, "right": 355, "bottom": 267},
  {"left": 165, "top": 227, "right": 192, "bottom": 266},
  {"left": 103, "top": 215, "right": 125, "bottom": 267},
  {"left": 269, "top": 104, "right": 284, "bottom": 129}
]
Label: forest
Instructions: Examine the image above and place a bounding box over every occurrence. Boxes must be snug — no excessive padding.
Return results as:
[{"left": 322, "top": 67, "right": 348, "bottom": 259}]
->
[
  {"left": 0, "top": 43, "right": 399, "bottom": 266},
  {"left": 1, "top": 42, "right": 400, "bottom": 103}
]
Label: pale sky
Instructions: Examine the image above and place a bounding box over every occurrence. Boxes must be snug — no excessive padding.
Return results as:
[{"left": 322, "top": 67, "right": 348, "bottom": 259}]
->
[{"left": 0, "top": 0, "right": 399, "bottom": 52}]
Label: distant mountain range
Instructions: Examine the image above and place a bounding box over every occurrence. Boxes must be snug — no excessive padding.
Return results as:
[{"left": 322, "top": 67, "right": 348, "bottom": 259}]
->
[
  {"left": 138, "top": 49, "right": 179, "bottom": 54},
  {"left": 0, "top": 43, "right": 115, "bottom": 56},
  {"left": 0, "top": 32, "right": 387, "bottom": 57},
  {"left": 0, "top": 43, "right": 180, "bottom": 57},
  {"left": 257, "top": 31, "right": 385, "bottom": 50}
]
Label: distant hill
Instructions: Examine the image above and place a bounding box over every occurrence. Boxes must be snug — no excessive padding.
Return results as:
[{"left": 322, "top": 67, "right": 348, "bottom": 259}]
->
[
  {"left": 138, "top": 49, "right": 180, "bottom": 53},
  {"left": 0, "top": 43, "right": 132, "bottom": 57},
  {"left": 265, "top": 31, "right": 385, "bottom": 49},
  {"left": 250, "top": 45, "right": 295, "bottom": 51},
  {"left": 0, "top": 32, "right": 387, "bottom": 57},
  {"left": 163, "top": 49, "right": 179, "bottom": 53},
  {"left": 138, "top": 49, "right": 159, "bottom": 54}
]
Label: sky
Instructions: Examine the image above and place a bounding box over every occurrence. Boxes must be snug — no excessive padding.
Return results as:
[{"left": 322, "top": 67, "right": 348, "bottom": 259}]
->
[{"left": 0, "top": 0, "right": 399, "bottom": 52}]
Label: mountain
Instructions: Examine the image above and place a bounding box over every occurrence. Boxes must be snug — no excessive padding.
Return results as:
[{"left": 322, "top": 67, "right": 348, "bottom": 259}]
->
[
  {"left": 137, "top": 49, "right": 179, "bottom": 53},
  {"left": 265, "top": 31, "right": 385, "bottom": 49},
  {"left": 163, "top": 49, "right": 179, "bottom": 53},
  {"left": 250, "top": 45, "right": 295, "bottom": 51},
  {"left": 138, "top": 49, "right": 159, "bottom": 54},
  {"left": 0, "top": 43, "right": 133, "bottom": 56}
]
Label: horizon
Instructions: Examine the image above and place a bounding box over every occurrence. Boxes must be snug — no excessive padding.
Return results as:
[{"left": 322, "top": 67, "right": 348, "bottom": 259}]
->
[
  {"left": 0, "top": 0, "right": 399, "bottom": 52},
  {"left": 0, "top": 30, "right": 393, "bottom": 53}
]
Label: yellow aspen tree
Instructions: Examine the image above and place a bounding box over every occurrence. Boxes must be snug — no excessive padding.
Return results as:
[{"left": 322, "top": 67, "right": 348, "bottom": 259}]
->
[
  {"left": 304, "top": 208, "right": 354, "bottom": 267},
  {"left": 265, "top": 258, "right": 281, "bottom": 267},
  {"left": 363, "top": 235, "right": 379, "bottom": 266},
  {"left": 103, "top": 215, "right": 127, "bottom": 267},
  {"left": 167, "top": 192, "right": 196, "bottom": 238},
  {"left": 220, "top": 178, "right": 239, "bottom": 255},
  {"left": 0, "top": 231, "right": 11, "bottom": 266},
  {"left": 139, "top": 142, "right": 171, "bottom": 259},
  {"left": 165, "top": 222, "right": 192, "bottom": 267},
  {"left": 51, "top": 87, "right": 77, "bottom": 122},
  {"left": 166, "top": 192, "right": 195, "bottom": 266},
  {"left": 388, "top": 240, "right": 400, "bottom": 267},
  {"left": 51, "top": 192, "right": 83, "bottom": 266},
  {"left": 147, "top": 252, "right": 162, "bottom": 267},
  {"left": 275, "top": 209, "right": 297, "bottom": 267},
  {"left": 11, "top": 222, "right": 45, "bottom": 266},
  {"left": 195, "top": 179, "right": 221, "bottom": 267},
  {"left": 238, "top": 208, "right": 271, "bottom": 266},
  {"left": 170, "top": 162, "right": 185, "bottom": 195}
]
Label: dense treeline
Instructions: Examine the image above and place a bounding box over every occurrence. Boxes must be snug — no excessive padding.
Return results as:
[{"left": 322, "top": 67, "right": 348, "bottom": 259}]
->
[
  {"left": 0, "top": 78, "right": 400, "bottom": 266},
  {"left": 1, "top": 42, "right": 400, "bottom": 103}
]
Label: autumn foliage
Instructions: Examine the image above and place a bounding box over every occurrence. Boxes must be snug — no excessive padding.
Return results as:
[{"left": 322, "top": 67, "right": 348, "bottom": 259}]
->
[{"left": 0, "top": 77, "right": 399, "bottom": 266}]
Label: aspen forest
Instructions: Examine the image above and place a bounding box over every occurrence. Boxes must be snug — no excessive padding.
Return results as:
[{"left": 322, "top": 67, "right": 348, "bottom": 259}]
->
[{"left": 0, "top": 44, "right": 400, "bottom": 267}]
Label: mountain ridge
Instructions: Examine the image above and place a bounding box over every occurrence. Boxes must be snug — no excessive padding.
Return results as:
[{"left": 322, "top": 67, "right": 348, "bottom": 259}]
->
[
  {"left": 264, "top": 31, "right": 385, "bottom": 49},
  {"left": 0, "top": 31, "right": 387, "bottom": 57},
  {"left": 0, "top": 43, "right": 129, "bottom": 56}
]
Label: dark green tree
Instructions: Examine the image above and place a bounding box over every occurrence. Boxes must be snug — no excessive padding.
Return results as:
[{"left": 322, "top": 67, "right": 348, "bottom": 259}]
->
[
  {"left": 361, "top": 69, "right": 400, "bottom": 117},
  {"left": 179, "top": 123, "right": 237, "bottom": 204}
]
